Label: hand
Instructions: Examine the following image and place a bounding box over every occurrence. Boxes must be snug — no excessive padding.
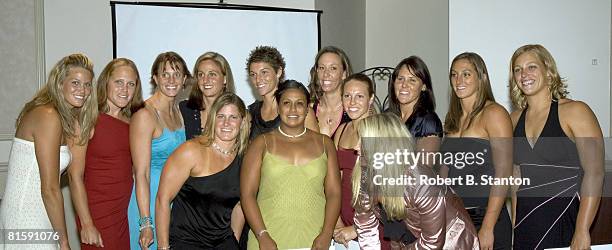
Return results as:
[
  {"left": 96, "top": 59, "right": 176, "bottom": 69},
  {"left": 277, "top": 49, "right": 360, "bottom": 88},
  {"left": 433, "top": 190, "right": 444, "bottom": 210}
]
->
[
  {"left": 311, "top": 233, "right": 332, "bottom": 250},
  {"left": 478, "top": 228, "right": 494, "bottom": 250},
  {"left": 258, "top": 233, "right": 278, "bottom": 250},
  {"left": 139, "top": 227, "right": 154, "bottom": 249},
  {"left": 79, "top": 223, "right": 104, "bottom": 247},
  {"left": 333, "top": 226, "right": 357, "bottom": 247},
  {"left": 570, "top": 229, "right": 591, "bottom": 250}
]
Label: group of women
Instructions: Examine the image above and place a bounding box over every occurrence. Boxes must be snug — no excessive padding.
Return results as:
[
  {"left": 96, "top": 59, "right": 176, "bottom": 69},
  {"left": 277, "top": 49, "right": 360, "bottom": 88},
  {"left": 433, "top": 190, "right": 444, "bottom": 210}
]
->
[{"left": 0, "top": 43, "right": 603, "bottom": 250}]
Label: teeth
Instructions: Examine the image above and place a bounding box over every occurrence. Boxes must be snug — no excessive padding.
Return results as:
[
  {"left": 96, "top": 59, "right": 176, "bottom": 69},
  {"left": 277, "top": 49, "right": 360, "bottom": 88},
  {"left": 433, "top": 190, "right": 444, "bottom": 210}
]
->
[
  {"left": 74, "top": 95, "right": 84, "bottom": 100},
  {"left": 256, "top": 84, "right": 265, "bottom": 88},
  {"left": 288, "top": 115, "right": 298, "bottom": 118},
  {"left": 348, "top": 107, "right": 359, "bottom": 112},
  {"left": 456, "top": 86, "right": 466, "bottom": 90},
  {"left": 322, "top": 80, "right": 332, "bottom": 85},
  {"left": 118, "top": 95, "right": 128, "bottom": 98},
  {"left": 399, "top": 91, "right": 410, "bottom": 95},
  {"left": 221, "top": 128, "right": 232, "bottom": 132},
  {"left": 166, "top": 86, "right": 177, "bottom": 89},
  {"left": 521, "top": 80, "right": 534, "bottom": 86},
  {"left": 203, "top": 85, "right": 213, "bottom": 89}
]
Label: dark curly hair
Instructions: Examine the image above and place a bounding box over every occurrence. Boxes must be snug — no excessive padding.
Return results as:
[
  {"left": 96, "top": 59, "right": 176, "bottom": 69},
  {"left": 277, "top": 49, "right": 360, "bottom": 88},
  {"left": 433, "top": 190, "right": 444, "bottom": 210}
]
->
[{"left": 245, "top": 45, "right": 286, "bottom": 81}]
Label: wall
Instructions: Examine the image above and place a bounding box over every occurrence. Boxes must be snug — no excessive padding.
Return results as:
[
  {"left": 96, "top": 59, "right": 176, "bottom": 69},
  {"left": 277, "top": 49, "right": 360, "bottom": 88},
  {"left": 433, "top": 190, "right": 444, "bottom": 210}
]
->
[
  {"left": 316, "top": 0, "right": 366, "bottom": 71},
  {"left": 0, "top": 0, "right": 44, "bottom": 198},
  {"left": 365, "top": 0, "right": 450, "bottom": 117},
  {"left": 449, "top": 0, "right": 611, "bottom": 136}
]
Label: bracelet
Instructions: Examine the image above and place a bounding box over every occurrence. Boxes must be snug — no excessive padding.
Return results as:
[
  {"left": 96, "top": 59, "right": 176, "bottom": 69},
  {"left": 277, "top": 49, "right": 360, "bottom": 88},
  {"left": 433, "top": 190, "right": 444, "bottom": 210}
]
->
[
  {"left": 256, "top": 229, "right": 268, "bottom": 238},
  {"left": 157, "top": 246, "right": 171, "bottom": 250},
  {"left": 138, "top": 216, "right": 153, "bottom": 226},
  {"left": 139, "top": 224, "right": 154, "bottom": 232}
]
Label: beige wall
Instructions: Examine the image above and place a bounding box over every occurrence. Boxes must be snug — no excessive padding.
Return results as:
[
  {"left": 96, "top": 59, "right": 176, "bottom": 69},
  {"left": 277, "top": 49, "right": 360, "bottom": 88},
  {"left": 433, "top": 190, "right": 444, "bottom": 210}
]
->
[
  {"left": 0, "top": 0, "right": 45, "bottom": 198},
  {"left": 365, "top": 0, "right": 449, "bottom": 117},
  {"left": 316, "top": 0, "right": 366, "bottom": 71}
]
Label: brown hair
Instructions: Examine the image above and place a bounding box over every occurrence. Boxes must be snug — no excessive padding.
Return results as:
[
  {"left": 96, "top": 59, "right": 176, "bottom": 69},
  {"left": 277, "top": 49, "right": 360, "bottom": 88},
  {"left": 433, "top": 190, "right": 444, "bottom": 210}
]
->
[{"left": 444, "top": 52, "right": 495, "bottom": 134}]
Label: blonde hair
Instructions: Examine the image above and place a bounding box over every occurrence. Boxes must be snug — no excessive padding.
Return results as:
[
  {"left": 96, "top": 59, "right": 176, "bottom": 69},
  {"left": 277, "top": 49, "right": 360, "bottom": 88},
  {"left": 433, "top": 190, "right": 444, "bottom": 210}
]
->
[
  {"left": 199, "top": 92, "right": 250, "bottom": 155},
  {"left": 509, "top": 44, "right": 568, "bottom": 110},
  {"left": 351, "top": 113, "right": 413, "bottom": 220},
  {"left": 16, "top": 53, "right": 98, "bottom": 145},
  {"left": 97, "top": 58, "right": 143, "bottom": 118},
  {"left": 445, "top": 52, "right": 495, "bottom": 134}
]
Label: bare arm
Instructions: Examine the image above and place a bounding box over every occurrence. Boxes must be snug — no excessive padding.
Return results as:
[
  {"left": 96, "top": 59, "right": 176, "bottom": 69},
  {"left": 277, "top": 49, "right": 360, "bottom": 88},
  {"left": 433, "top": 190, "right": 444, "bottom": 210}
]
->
[
  {"left": 68, "top": 129, "right": 103, "bottom": 247},
  {"left": 480, "top": 105, "right": 513, "bottom": 250},
  {"left": 155, "top": 142, "right": 196, "bottom": 248},
  {"left": 312, "top": 136, "right": 342, "bottom": 249},
  {"left": 239, "top": 136, "right": 276, "bottom": 247},
  {"left": 129, "top": 109, "right": 156, "bottom": 248},
  {"left": 34, "top": 108, "right": 70, "bottom": 248},
  {"left": 565, "top": 101, "right": 604, "bottom": 249}
]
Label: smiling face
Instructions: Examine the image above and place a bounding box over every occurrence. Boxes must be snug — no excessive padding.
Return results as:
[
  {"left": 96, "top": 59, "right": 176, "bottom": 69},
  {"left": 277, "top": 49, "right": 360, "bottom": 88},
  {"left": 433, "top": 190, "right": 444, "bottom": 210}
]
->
[
  {"left": 513, "top": 52, "right": 550, "bottom": 97},
  {"left": 62, "top": 67, "right": 93, "bottom": 108},
  {"left": 278, "top": 88, "right": 308, "bottom": 127},
  {"left": 450, "top": 59, "right": 480, "bottom": 100},
  {"left": 106, "top": 65, "right": 137, "bottom": 111},
  {"left": 153, "top": 62, "right": 185, "bottom": 97},
  {"left": 196, "top": 59, "right": 226, "bottom": 98},
  {"left": 393, "top": 65, "right": 423, "bottom": 107},
  {"left": 214, "top": 103, "right": 242, "bottom": 143},
  {"left": 343, "top": 79, "right": 373, "bottom": 120},
  {"left": 249, "top": 61, "right": 282, "bottom": 97},
  {"left": 316, "top": 52, "right": 347, "bottom": 93}
]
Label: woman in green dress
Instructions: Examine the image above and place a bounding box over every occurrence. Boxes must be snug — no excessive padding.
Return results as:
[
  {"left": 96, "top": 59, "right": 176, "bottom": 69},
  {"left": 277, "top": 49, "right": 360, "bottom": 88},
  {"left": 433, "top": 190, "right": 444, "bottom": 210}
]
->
[{"left": 241, "top": 79, "right": 341, "bottom": 250}]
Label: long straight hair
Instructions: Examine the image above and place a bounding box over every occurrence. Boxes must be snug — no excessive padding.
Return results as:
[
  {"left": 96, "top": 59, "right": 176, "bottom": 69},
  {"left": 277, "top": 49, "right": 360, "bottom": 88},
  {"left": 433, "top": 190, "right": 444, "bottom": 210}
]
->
[
  {"left": 351, "top": 113, "right": 413, "bottom": 220},
  {"left": 16, "top": 53, "right": 98, "bottom": 145},
  {"left": 444, "top": 52, "right": 495, "bottom": 134}
]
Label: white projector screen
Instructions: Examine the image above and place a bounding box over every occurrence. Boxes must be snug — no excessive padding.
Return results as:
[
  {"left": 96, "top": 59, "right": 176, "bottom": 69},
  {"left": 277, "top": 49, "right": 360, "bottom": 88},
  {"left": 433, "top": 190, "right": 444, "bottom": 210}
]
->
[{"left": 112, "top": 2, "right": 320, "bottom": 105}]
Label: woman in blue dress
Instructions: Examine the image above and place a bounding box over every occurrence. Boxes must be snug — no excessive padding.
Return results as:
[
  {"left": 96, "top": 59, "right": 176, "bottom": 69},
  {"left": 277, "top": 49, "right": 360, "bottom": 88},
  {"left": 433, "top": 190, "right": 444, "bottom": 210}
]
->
[{"left": 127, "top": 52, "right": 190, "bottom": 249}]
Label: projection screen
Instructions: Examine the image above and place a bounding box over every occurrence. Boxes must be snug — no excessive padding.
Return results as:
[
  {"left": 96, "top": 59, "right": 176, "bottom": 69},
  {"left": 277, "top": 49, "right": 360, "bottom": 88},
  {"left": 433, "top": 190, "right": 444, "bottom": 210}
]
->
[{"left": 112, "top": 2, "right": 320, "bottom": 104}]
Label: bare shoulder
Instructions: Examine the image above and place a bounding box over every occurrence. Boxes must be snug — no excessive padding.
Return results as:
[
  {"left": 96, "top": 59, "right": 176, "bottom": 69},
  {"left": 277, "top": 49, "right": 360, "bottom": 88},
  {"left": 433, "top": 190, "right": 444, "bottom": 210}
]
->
[
  {"left": 558, "top": 98, "right": 592, "bottom": 114},
  {"left": 172, "top": 139, "right": 201, "bottom": 160},
  {"left": 482, "top": 102, "right": 511, "bottom": 122},
  {"left": 30, "top": 104, "right": 61, "bottom": 123}
]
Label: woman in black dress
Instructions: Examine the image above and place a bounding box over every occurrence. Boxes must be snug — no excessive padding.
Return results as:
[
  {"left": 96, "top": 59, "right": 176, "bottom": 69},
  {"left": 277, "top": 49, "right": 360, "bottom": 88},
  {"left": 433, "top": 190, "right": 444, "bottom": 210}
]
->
[
  {"left": 440, "top": 52, "right": 513, "bottom": 250},
  {"left": 509, "top": 44, "right": 604, "bottom": 249},
  {"left": 155, "top": 93, "right": 250, "bottom": 249},
  {"left": 245, "top": 46, "right": 318, "bottom": 141},
  {"left": 381, "top": 56, "right": 444, "bottom": 247},
  {"left": 179, "top": 52, "right": 235, "bottom": 139}
]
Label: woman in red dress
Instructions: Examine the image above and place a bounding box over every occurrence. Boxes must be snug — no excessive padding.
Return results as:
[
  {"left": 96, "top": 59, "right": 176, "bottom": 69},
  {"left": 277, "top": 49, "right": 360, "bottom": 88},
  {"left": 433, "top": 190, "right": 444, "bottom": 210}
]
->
[{"left": 68, "top": 58, "right": 143, "bottom": 249}]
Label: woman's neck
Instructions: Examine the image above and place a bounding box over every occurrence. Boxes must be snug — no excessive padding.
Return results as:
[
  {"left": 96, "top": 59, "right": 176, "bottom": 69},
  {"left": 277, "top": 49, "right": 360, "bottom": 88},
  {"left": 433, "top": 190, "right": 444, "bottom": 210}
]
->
[
  {"left": 460, "top": 95, "right": 477, "bottom": 115},
  {"left": 151, "top": 92, "right": 175, "bottom": 110},
  {"left": 399, "top": 101, "right": 417, "bottom": 122},
  {"left": 526, "top": 91, "right": 553, "bottom": 111},
  {"left": 322, "top": 89, "right": 342, "bottom": 108}
]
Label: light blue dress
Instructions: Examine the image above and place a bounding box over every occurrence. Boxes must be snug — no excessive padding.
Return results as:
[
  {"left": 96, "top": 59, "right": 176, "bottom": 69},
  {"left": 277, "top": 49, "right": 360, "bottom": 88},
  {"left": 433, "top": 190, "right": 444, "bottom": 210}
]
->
[{"left": 127, "top": 127, "right": 185, "bottom": 249}]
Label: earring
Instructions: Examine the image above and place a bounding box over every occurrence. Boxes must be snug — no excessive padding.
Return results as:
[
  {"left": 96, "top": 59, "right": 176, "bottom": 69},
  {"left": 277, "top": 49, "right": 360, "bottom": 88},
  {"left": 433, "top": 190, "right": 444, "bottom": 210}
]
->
[{"left": 421, "top": 86, "right": 426, "bottom": 91}]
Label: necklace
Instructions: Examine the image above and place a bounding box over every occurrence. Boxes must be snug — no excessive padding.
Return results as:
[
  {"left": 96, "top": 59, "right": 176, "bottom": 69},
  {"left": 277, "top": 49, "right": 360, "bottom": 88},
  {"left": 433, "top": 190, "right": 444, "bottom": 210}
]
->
[
  {"left": 211, "top": 142, "right": 236, "bottom": 155},
  {"left": 278, "top": 126, "right": 307, "bottom": 138}
]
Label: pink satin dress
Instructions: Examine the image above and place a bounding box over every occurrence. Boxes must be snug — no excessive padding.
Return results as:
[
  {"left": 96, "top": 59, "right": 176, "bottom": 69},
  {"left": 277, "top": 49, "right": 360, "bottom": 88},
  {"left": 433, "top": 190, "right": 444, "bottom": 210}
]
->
[{"left": 353, "top": 165, "right": 479, "bottom": 249}]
